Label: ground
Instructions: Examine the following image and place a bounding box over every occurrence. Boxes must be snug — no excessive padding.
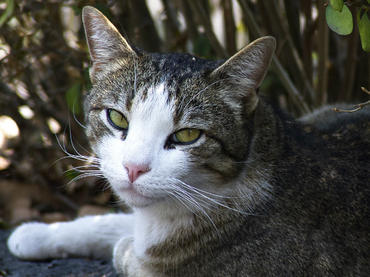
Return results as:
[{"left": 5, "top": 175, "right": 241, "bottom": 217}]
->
[{"left": 0, "top": 229, "right": 117, "bottom": 277}]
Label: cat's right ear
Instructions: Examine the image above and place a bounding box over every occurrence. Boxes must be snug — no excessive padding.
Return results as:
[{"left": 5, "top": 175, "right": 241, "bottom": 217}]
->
[
  {"left": 82, "top": 6, "right": 137, "bottom": 82},
  {"left": 210, "top": 37, "right": 276, "bottom": 112}
]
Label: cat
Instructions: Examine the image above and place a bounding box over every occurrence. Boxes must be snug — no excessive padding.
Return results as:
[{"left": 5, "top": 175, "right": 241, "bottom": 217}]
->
[{"left": 8, "top": 5, "right": 370, "bottom": 277}]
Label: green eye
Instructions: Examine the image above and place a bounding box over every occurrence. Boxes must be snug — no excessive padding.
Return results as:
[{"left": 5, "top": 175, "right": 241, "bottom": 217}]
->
[
  {"left": 172, "top": 128, "right": 201, "bottom": 144},
  {"left": 107, "top": 109, "right": 128, "bottom": 130}
]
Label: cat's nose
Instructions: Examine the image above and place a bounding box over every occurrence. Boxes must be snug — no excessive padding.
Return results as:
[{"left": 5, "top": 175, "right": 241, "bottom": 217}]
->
[{"left": 124, "top": 163, "right": 151, "bottom": 183}]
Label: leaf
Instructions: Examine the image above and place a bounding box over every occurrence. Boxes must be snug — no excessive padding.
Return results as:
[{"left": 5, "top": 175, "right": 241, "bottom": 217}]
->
[
  {"left": 329, "top": 0, "right": 344, "bottom": 12},
  {"left": 358, "top": 11, "right": 370, "bottom": 52},
  {"left": 325, "top": 4, "right": 353, "bottom": 35},
  {"left": 0, "top": 0, "right": 14, "bottom": 28},
  {"left": 65, "top": 82, "right": 81, "bottom": 115}
]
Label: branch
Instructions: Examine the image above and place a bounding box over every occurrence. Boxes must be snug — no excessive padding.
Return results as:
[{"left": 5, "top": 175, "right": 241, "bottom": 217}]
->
[
  {"left": 188, "top": 1, "right": 228, "bottom": 57},
  {"left": 339, "top": 5, "right": 359, "bottom": 102},
  {"left": 333, "top": 87, "right": 370, "bottom": 112},
  {"left": 126, "top": 0, "right": 162, "bottom": 52},
  {"left": 237, "top": 0, "right": 310, "bottom": 114},
  {"left": 316, "top": 0, "right": 329, "bottom": 105},
  {"left": 222, "top": 0, "right": 237, "bottom": 55},
  {"left": 271, "top": 57, "right": 311, "bottom": 114},
  {"left": 267, "top": 0, "right": 316, "bottom": 104}
]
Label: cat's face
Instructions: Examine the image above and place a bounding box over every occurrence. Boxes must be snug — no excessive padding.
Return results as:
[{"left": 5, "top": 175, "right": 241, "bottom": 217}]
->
[
  {"left": 85, "top": 54, "right": 247, "bottom": 208},
  {"left": 82, "top": 6, "right": 275, "bottom": 210}
]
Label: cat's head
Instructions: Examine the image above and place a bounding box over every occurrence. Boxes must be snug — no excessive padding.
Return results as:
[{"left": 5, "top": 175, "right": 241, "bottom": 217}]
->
[{"left": 81, "top": 6, "right": 275, "bottom": 211}]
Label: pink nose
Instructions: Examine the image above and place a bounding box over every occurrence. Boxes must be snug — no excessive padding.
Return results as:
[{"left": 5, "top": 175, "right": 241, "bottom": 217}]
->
[{"left": 124, "top": 163, "right": 150, "bottom": 183}]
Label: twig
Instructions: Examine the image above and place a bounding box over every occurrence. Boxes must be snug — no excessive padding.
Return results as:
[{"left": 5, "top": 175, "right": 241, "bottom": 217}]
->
[
  {"left": 188, "top": 1, "right": 228, "bottom": 58},
  {"left": 362, "top": 87, "right": 370, "bottom": 95},
  {"left": 333, "top": 87, "right": 370, "bottom": 112},
  {"left": 271, "top": 57, "right": 311, "bottom": 113},
  {"left": 222, "top": 0, "right": 236, "bottom": 55},
  {"left": 265, "top": 0, "right": 316, "bottom": 104},
  {"left": 339, "top": 5, "right": 359, "bottom": 102},
  {"left": 237, "top": 0, "right": 310, "bottom": 114},
  {"left": 316, "top": 0, "right": 329, "bottom": 105}
]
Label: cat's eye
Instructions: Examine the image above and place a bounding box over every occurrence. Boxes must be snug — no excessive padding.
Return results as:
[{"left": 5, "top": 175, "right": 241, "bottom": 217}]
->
[
  {"left": 171, "top": 128, "right": 201, "bottom": 145},
  {"left": 107, "top": 109, "right": 128, "bottom": 130}
]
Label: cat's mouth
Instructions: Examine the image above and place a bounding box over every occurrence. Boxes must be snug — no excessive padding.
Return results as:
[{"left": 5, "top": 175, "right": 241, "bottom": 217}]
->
[{"left": 117, "top": 185, "right": 163, "bottom": 208}]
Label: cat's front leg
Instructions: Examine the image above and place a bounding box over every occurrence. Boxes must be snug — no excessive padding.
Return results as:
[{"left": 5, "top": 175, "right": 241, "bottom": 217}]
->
[
  {"left": 113, "top": 237, "right": 159, "bottom": 277},
  {"left": 8, "top": 213, "right": 134, "bottom": 260}
]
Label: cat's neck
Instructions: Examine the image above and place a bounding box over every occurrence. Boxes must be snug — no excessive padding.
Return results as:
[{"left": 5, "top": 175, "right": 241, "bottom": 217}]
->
[
  {"left": 132, "top": 202, "right": 194, "bottom": 259},
  {"left": 133, "top": 203, "right": 246, "bottom": 270}
]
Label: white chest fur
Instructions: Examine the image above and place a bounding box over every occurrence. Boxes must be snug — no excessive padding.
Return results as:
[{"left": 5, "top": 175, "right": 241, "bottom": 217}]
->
[{"left": 133, "top": 205, "right": 193, "bottom": 259}]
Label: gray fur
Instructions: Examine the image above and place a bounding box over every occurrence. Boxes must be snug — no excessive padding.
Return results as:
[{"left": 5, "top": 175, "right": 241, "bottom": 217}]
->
[{"left": 83, "top": 6, "right": 369, "bottom": 276}]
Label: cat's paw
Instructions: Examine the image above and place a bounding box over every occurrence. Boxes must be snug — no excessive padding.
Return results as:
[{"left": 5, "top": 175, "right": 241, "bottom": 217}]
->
[
  {"left": 7, "top": 222, "right": 57, "bottom": 260},
  {"left": 113, "top": 236, "right": 134, "bottom": 275}
]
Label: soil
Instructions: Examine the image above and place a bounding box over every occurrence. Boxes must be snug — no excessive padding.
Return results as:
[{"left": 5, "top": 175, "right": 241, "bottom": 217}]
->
[{"left": 0, "top": 229, "right": 118, "bottom": 277}]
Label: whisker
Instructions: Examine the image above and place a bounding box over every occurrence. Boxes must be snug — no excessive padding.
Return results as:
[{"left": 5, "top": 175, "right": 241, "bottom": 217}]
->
[
  {"left": 72, "top": 108, "right": 86, "bottom": 129},
  {"left": 169, "top": 187, "right": 218, "bottom": 231},
  {"left": 66, "top": 172, "right": 105, "bottom": 186},
  {"left": 173, "top": 178, "right": 240, "bottom": 200},
  {"left": 172, "top": 178, "right": 252, "bottom": 216}
]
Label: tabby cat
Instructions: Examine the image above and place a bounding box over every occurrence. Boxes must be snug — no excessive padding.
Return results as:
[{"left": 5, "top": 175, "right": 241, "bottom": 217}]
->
[{"left": 8, "top": 6, "right": 370, "bottom": 277}]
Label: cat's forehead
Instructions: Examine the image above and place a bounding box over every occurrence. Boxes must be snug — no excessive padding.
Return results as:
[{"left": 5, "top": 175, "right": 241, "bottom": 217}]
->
[
  {"left": 86, "top": 53, "right": 224, "bottom": 125},
  {"left": 148, "top": 52, "right": 222, "bottom": 80}
]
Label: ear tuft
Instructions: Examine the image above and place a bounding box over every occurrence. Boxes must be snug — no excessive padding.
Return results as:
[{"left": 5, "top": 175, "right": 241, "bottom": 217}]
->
[{"left": 82, "top": 6, "right": 137, "bottom": 81}]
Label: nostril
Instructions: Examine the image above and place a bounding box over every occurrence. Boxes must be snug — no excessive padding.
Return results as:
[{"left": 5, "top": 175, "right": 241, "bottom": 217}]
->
[{"left": 124, "top": 163, "right": 151, "bottom": 183}]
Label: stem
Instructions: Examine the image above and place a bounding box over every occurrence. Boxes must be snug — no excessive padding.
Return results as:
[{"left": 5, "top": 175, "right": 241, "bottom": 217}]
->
[
  {"left": 188, "top": 1, "right": 228, "bottom": 58},
  {"left": 126, "top": 0, "right": 162, "bottom": 52},
  {"left": 316, "top": 0, "right": 329, "bottom": 106},
  {"left": 268, "top": 0, "right": 316, "bottom": 104},
  {"left": 340, "top": 6, "right": 359, "bottom": 102},
  {"left": 222, "top": 0, "right": 237, "bottom": 55},
  {"left": 271, "top": 57, "right": 311, "bottom": 114},
  {"left": 237, "top": 0, "right": 310, "bottom": 114},
  {"left": 333, "top": 87, "right": 370, "bottom": 112}
]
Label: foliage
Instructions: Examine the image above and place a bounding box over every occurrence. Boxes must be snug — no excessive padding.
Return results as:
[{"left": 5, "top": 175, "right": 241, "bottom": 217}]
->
[
  {"left": 326, "top": 0, "right": 370, "bottom": 51},
  {"left": 0, "top": 0, "right": 369, "bottom": 223}
]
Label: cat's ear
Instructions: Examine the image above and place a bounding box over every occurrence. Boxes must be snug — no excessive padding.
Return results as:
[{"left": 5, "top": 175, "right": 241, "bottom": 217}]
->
[
  {"left": 210, "top": 36, "right": 276, "bottom": 111},
  {"left": 82, "top": 6, "right": 137, "bottom": 82}
]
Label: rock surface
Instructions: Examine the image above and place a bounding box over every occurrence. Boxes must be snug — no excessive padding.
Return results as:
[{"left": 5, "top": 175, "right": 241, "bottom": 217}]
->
[{"left": 0, "top": 229, "right": 118, "bottom": 277}]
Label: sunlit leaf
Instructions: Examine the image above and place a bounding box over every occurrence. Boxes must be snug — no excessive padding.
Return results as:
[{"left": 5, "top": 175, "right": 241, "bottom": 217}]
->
[
  {"left": 65, "top": 82, "right": 81, "bottom": 115},
  {"left": 358, "top": 11, "right": 370, "bottom": 52},
  {"left": 325, "top": 4, "right": 353, "bottom": 35},
  {"left": 0, "top": 0, "right": 14, "bottom": 27},
  {"left": 329, "top": 0, "right": 343, "bottom": 12}
]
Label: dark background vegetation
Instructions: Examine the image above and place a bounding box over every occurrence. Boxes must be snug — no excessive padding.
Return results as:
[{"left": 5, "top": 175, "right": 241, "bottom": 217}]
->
[{"left": 0, "top": 0, "right": 369, "bottom": 228}]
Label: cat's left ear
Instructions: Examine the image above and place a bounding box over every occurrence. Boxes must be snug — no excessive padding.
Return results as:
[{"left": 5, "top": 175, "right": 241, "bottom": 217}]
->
[
  {"left": 211, "top": 36, "right": 276, "bottom": 111},
  {"left": 82, "top": 6, "right": 137, "bottom": 82}
]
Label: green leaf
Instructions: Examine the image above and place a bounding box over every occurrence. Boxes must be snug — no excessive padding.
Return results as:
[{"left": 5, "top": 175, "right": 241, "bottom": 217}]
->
[
  {"left": 329, "top": 0, "right": 344, "bottom": 12},
  {"left": 65, "top": 82, "right": 81, "bottom": 115},
  {"left": 358, "top": 11, "right": 370, "bottom": 52},
  {"left": 0, "top": 0, "right": 14, "bottom": 28},
  {"left": 325, "top": 4, "right": 353, "bottom": 35}
]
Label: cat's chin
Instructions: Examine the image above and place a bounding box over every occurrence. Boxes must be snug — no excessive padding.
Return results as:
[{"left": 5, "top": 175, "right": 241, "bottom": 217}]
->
[{"left": 116, "top": 187, "right": 164, "bottom": 208}]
